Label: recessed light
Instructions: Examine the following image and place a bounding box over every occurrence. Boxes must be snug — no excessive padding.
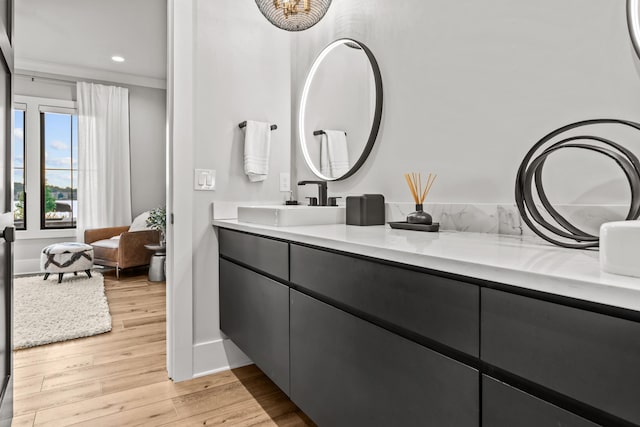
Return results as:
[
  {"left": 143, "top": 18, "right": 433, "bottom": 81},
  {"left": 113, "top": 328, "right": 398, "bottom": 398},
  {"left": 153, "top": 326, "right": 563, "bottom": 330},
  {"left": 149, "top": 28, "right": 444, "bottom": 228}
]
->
[{"left": 111, "top": 56, "right": 125, "bottom": 63}]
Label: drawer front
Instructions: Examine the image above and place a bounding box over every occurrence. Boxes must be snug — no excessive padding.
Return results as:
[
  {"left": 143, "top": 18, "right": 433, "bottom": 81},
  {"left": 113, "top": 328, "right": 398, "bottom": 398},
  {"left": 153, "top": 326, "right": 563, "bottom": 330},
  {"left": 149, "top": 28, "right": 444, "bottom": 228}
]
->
[
  {"left": 483, "top": 376, "right": 598, "bottom": 427},
  {"left": 218, "top": 228, "right": 289, "bottom": 280},
  {"left": 290, "top": 244, "right": 479, "bottom": 356},
  {"left": 482, "top": 288, "right": 640, "bottom": 425},
  {"left": 219, "top": 258, "right": 290, "bottom": 395},
  {"left": 290, "top": 290, "right": 479, "bottom": 427}
]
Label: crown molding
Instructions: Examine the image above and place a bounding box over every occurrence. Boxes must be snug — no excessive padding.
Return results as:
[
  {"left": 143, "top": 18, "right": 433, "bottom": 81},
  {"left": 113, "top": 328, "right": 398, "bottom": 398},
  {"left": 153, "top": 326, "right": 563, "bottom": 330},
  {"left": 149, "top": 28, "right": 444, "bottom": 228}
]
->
[{"left": 15, "top": 57, "right": 166, "bottom": 90}]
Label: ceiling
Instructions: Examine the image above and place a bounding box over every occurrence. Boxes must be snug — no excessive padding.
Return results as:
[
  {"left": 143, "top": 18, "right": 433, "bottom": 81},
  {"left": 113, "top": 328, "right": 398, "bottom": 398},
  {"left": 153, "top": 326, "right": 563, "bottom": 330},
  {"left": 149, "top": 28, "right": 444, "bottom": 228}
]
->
[{"left": 15, "top": 0, "right": 167, "bottom": 86}]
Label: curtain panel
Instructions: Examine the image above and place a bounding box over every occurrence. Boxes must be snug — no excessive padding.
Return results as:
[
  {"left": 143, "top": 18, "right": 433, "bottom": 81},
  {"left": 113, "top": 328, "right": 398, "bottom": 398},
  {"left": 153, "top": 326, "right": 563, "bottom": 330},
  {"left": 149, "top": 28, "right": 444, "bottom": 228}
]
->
[{"left": 77, "top": 82, "right": 132, "bottom": 236}]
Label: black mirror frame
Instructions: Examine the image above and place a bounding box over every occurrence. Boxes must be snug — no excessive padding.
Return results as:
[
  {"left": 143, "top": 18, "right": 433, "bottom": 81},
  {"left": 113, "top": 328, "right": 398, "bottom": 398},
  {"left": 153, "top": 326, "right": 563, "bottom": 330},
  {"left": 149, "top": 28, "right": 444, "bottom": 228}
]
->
[
  {"left": 299, "top": 38, "right": 383, "bottom": 181},
  {"left": 628, "top": 0, "right": 640, "bottom": 59}
]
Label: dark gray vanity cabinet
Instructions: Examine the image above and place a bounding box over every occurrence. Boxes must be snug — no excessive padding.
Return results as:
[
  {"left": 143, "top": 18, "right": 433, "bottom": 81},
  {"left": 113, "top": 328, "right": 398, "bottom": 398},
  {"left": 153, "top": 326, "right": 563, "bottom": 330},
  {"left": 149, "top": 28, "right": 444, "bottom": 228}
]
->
[
  {"left": 219, "top": 259, "right": 290, "bottom": 395},
  {"left": 482, "top": 376, "right": 598, "bottom": 427},
  {"left": 482, "top": 288, "right": 640, "bottom": 426},
  {"left": 217, "top": 227, "right": 640, "bottom": 426},
  {"left": 290, "top": 290, "right": 479, "bottom": 427},
  {"left": 290, "top": 244, "right": 479, "bottom": 356}
]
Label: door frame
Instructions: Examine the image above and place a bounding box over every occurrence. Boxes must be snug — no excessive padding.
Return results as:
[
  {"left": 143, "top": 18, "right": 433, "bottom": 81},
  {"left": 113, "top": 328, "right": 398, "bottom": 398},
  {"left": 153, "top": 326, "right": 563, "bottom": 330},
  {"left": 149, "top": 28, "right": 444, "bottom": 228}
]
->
[
  {"left": 0, "top": 0, "right": 14, "bottom": 425},
  {"left": 165, "top": 0, "right": 194, "bottom": 382}
]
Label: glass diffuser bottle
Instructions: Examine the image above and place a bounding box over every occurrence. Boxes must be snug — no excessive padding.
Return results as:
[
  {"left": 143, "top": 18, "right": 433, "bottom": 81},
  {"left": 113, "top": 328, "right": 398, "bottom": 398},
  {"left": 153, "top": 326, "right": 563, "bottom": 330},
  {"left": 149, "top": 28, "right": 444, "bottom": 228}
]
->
[
  {"left": 404, "top": 172, "right": 437, "bottom": 225},
  {"left": 407, "top": 204, "right": 432, "bottom": 224}
]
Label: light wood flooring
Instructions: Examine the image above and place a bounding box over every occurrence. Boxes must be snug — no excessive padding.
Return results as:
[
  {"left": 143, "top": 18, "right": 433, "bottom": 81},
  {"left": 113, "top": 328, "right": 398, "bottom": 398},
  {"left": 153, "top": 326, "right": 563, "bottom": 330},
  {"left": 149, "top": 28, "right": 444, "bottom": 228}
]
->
[{"left": 12, "top": 270, "right": 314, "bottom": 427}]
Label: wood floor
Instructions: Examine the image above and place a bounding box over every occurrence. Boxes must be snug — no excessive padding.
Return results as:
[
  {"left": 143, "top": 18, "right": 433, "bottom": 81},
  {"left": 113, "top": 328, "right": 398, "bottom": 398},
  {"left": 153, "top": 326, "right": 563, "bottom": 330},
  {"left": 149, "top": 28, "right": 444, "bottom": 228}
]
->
[{"left": 12, "top": 271, "right": 314, "bottom": 427}]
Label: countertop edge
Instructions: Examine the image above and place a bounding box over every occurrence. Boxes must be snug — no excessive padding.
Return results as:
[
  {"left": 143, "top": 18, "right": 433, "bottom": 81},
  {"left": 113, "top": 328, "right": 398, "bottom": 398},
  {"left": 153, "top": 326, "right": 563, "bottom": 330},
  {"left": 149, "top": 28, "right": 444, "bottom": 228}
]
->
[{"left": 212, "top": 220, "right": 640, "bottom": 314}]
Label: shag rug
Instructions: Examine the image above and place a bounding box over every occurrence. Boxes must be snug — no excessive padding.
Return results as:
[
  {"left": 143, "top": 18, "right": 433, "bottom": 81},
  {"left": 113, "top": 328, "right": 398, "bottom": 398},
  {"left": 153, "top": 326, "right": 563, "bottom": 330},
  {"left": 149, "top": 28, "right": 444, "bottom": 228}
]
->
[{"left": 14, "top": 272, "right": 112, "bottom": 349}]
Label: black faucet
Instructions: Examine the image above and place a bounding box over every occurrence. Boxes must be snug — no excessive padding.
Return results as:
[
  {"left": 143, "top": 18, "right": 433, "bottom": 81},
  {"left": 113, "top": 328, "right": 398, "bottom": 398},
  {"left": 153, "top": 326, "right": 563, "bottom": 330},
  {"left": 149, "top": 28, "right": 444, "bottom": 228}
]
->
[{"left": 298, "top": 180, "right": 328, "bottom": 206}]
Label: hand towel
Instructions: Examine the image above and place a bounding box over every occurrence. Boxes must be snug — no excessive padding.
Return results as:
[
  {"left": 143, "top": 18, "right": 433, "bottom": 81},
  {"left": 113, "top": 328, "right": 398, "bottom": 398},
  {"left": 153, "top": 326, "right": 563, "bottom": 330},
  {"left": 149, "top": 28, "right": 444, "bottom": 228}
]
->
[
  {"left": 243, "top": 120, "right": 271, "bottom": 182},
  {"left": 320, "top": 134, "right": 331, "bottom": 177},
  {"left": 325, "top": 130, "right": 350, "bottom": 178}
]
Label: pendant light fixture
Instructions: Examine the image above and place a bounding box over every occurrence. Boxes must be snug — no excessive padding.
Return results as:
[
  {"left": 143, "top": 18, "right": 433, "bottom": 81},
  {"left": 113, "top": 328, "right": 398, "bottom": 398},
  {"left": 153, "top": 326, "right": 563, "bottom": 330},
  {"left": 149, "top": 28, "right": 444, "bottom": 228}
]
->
[{"left": 255, "top": 0, "right": 332, "bottom": 32}]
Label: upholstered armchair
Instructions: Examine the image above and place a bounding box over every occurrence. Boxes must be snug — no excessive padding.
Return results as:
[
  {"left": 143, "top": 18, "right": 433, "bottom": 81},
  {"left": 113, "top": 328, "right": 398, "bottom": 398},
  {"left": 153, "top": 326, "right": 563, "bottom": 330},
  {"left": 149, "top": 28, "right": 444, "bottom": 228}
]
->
[{"left": 84, "top": 226, "right": 160, "bottom": 279}]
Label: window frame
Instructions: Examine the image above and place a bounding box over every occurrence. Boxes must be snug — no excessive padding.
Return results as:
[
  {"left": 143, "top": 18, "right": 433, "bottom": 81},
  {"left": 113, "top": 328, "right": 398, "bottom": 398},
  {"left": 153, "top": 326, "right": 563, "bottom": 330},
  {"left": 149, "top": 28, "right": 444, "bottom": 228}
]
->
[
  {"left": 14, "top": 95, "right": 78, "bottom": 240},
  {"left": 13, "top": 104, "right": 26, "bottom": 230},
  {"left": 39, "top": 109, "right": 78, "bottom": 230}
]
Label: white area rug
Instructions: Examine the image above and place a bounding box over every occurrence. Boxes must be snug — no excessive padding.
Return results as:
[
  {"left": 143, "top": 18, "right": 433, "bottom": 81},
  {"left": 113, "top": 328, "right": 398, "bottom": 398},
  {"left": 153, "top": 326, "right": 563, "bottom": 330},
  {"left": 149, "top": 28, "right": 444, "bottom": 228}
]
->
[{"left": 14, "top": 272, "right": 112, "bottom": 349}]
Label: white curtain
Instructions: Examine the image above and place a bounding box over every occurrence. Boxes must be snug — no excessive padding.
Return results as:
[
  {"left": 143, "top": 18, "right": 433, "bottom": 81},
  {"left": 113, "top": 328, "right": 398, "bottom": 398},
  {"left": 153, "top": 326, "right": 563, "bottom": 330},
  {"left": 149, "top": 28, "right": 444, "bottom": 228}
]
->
[{"left": 77, "top": 82, "right": 132, "bottom": 235}]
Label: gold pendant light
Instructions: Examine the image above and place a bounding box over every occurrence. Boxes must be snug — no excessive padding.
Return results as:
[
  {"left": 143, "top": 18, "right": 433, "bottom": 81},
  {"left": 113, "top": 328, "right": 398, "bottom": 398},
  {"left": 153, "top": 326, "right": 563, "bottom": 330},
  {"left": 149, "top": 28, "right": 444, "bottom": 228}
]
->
[{"left": 255, "top": 0, "right": 332, "bottom": 31}]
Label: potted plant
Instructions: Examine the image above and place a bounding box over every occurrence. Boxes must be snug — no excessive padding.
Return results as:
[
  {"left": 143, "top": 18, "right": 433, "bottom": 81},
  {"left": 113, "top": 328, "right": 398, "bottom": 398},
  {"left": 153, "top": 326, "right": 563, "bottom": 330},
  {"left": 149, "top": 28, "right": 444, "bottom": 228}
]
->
[{"left": 146, "top": 206, "right": 167, "bottom": 246}]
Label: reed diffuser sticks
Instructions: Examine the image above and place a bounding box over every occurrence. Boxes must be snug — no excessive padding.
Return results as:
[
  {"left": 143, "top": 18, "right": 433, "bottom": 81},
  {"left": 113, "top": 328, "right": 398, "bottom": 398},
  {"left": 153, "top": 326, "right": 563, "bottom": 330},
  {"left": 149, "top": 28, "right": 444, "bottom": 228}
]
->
[{"left": 404, "top": 172, "right": 437, "bottom": 205}]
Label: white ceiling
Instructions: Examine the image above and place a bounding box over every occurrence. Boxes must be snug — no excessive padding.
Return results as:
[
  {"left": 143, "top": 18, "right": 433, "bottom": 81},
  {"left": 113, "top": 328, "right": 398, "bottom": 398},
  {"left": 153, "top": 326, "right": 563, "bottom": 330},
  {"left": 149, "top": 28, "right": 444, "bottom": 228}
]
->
[{"left": 15, "top": 0, "right": 167, "bottom": 86}]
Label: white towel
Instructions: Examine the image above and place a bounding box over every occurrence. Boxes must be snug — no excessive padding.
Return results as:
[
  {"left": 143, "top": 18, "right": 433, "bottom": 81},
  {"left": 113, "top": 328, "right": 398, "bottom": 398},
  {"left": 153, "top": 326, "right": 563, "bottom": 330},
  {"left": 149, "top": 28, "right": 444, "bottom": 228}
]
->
[
  {"left": 320, "top": 135, "right": 331, "bottom": 177},
  {"left": 243, "top": 121, "right": 271, "bottom": 182},
  {"left": 323, "top": 130, "right": 350, "bottom": 178}
]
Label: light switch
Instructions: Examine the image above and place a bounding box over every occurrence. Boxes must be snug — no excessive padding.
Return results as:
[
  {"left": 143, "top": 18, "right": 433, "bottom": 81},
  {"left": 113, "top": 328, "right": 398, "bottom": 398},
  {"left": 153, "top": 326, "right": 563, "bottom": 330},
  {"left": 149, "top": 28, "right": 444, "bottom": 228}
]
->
[
  {"left": 280, "top": 172, "right": 291, "bottom": 192},
  {"left": 194, "top": 169, "right": 216, "bottom": 191}
]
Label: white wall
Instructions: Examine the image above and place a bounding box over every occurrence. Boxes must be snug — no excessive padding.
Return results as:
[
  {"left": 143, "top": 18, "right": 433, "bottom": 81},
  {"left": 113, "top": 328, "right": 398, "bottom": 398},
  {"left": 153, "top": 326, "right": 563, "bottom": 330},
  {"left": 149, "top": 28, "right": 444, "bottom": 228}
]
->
[
  {"left": 168, "top": 0, "right": 291, "bottom": 379},
  {"left": 13, "top": 76, "right": 166, "bottom": 274},
  {"left": 129, "top": 86, "right": 167, "bottom": 216},
  {"left": 293, "top": 0, "right": 640, "bottom": 205}
]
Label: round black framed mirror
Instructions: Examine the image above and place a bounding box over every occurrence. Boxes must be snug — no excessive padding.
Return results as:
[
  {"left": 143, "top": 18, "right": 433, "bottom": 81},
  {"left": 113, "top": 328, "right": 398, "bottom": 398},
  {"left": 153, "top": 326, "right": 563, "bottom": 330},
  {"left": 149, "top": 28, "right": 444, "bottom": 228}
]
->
[
  {"left": 628, "top": 0, "right": 640, "bottom": 58},
  {"left": 299, "top": 38, "right": 383, "bottom": 181}
]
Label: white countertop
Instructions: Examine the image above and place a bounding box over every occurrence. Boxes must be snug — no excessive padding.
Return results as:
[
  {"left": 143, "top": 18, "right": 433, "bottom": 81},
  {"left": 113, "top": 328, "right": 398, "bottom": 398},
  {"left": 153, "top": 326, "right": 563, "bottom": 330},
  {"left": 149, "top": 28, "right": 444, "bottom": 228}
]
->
[{"left": 213, "top": 219, "right": 640, "bottom": 313}]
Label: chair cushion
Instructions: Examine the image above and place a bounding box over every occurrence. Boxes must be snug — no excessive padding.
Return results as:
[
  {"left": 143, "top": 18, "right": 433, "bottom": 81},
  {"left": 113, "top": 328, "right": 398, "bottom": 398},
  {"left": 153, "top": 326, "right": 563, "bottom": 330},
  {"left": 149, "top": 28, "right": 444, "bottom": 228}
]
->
[{"left": 91, "top": 239, "right": 119, "bottom": 262}]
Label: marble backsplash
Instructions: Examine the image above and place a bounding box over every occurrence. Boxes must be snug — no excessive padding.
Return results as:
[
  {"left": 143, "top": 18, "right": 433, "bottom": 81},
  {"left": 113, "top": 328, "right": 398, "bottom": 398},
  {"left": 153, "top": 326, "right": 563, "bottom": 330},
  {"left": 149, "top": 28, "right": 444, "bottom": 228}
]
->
[
  {"left": 386, "top": 202, "right": 630, "bottom": 238},
  {"left": 212, "top": 200, "right": 629, "bottom": 241}
]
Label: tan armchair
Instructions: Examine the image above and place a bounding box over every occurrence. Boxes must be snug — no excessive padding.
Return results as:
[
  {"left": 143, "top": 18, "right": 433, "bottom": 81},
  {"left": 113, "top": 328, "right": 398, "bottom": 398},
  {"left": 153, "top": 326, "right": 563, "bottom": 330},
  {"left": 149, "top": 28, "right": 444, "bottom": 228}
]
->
[{"left": 84, "top": 226, "right": 160, "bottom": 279}]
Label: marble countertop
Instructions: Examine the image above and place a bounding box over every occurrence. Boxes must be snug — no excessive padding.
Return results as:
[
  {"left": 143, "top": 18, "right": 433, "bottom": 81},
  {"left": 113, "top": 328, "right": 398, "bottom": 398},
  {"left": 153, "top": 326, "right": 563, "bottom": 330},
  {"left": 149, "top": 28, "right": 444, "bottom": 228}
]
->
[{"left": 213, "top": 219, "right": 640, "bottom": 312}]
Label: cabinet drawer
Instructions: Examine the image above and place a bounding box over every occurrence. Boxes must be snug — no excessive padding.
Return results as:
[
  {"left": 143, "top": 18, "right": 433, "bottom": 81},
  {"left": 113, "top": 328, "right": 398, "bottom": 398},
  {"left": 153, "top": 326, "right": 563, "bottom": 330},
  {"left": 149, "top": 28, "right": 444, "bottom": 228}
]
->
[
  {"left": 290, "top": 290, "right": 479, "bottom": 427},
  {"left": 482, "top": 288, "right": 640, "bottom": 425},
  {"left": 219, "top": 258, "right": 289, "bottom": 395},
  {"left": 218, "top": 228, "right": 288, "bottom": 280},
  {"left": 483, "top": 376, "right": 598, "bottom": 427},
  {"left": 290, "top": 244, "right": 479, "bottom": 356}
]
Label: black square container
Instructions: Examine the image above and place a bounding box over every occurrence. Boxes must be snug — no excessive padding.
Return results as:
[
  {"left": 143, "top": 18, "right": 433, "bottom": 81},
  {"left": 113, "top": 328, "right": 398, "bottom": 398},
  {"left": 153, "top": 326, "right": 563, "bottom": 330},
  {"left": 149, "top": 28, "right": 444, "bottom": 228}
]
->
[{"left": 346, "top": 194, "right": 385, "bottom": 226}]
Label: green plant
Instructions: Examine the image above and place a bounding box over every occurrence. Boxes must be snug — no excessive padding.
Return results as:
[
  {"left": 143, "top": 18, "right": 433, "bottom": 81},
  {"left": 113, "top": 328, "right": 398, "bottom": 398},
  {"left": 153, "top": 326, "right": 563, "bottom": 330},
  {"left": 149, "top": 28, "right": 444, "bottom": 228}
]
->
[
  {"left": 14, "top": 192, "right": 24, "bottom": 220},
  {"left": 44, "top": 184, "right": 56, "bottom": 213},
  {"left": 146, "top": 207, "right": 166, "bottom": 232}
]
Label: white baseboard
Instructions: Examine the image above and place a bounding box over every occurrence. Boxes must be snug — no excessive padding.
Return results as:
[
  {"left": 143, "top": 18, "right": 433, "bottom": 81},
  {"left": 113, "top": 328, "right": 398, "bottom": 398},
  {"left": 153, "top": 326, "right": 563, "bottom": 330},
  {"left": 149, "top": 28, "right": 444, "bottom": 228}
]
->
[
  {"left": 191, "top": 338, "right": 253, "bottom": 380},
  {"left": 14, "top": 259, "right": 41, "bottom": 276}
]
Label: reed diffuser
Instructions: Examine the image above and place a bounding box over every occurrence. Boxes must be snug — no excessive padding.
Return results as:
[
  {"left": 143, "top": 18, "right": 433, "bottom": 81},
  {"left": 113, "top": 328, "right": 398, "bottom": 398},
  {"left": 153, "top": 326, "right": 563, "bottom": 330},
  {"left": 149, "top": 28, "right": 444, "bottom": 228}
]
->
[{"left": 404, "top": 172, "right": 437, "bottom": 224}]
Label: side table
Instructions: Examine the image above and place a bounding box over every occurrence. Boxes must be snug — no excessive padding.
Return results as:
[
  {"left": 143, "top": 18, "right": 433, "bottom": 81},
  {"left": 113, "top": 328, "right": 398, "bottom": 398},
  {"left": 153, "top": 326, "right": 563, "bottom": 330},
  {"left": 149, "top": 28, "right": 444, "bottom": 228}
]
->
[{"left": 145, "top": 244, "right": 166, "bottom": 282}]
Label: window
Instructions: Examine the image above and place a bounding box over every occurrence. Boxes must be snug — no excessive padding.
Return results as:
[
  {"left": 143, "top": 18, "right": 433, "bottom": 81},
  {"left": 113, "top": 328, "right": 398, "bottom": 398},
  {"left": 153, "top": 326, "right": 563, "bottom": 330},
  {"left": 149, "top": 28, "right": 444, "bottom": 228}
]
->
[
  {"left": 13, "top": 108, "right": 25, "bottom": 230},
  {"left": 14, "top": 96, "right": 78, "bottom": 237},
  {"left": 41, "top": 112, "right": 78, "bottom": 229}
]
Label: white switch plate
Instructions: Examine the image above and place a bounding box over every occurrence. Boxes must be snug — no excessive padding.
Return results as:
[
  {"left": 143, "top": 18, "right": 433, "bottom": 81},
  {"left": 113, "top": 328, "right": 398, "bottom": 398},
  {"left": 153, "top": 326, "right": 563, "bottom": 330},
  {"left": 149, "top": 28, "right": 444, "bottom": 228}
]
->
[
  {"left": 279, "top": 172, "right": 291, "bottom": 192},
  {"left": 194, "top": 169, "right": 216, "bottom": 191}
]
